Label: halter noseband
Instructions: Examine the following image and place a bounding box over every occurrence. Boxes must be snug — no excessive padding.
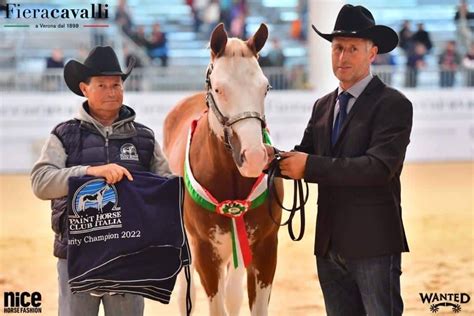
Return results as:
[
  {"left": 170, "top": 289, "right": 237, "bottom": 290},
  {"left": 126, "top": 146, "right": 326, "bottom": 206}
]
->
[{"left": 205, "top": 63, "right": 270, "bottom": 150}]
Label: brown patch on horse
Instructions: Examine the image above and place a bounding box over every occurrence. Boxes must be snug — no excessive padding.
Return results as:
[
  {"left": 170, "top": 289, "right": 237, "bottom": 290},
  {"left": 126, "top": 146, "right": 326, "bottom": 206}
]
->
[{"left": 162, "top": 92, "right": 207, "bottom": 176}]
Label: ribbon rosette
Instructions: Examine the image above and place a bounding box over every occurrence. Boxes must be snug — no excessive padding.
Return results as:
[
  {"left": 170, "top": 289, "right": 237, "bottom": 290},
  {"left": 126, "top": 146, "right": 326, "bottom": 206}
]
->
[{"left": 217, "top": 200, "right": 250, "bottom": 217}]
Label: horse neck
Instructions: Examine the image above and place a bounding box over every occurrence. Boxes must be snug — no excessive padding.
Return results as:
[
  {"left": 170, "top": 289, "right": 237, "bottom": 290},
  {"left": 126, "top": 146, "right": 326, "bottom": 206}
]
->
[{"left": 189, "top": 114, "right": 256, "bottom": 201}]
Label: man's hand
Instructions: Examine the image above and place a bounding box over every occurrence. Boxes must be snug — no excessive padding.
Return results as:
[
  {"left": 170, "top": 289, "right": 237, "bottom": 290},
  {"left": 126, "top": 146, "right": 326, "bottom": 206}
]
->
[
  {"left": 279, "top": 151, "right": 308, "bottom": 180},
  {"left": 86, "top": 163, "right": 133, "bottom": 184}
]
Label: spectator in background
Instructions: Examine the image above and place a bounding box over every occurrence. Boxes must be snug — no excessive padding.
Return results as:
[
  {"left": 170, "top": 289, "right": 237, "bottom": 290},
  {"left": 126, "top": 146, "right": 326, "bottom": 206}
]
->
[
  {"left": 123, "top": 45, "right": 143, "bottom": 91},
  {"left": 115, "top": 0, "right": 134, "bottom": 37},
  {"left": 455, "top": 0, "right": 474, "bottom": 26},
  {"left": 230, "top": 0, "right": 248, "bottom": 38},
  {"left": 398, "top": 20, "right": 413, "bottom": 53},
  {"left": 44, "top": 48, "right": 65, "bottom": 91},
  {"left": 131, "top": 25, "right": 148, "bottom": 48},
  {"left": 148, "top": 22, "right": 168, "bottom": 67},
  {"left": 267, "top": 38, "right": 286, "bottom": 67},
  {"left": 202, "top": 0, "right": 220, "bottom": 37},
  {"left": 220, "top": 0, "right": 233, "bottom": 31},
  {"left": 439, "top": 40, "right": 461, "bottom": 87},
  {"left": 462, "top": 42, "right": 474, "bottom": 86},
  {"left": 92, "top": 2, "right": 109, "bottom": 46},
  {"left": 46, "top": 48, "right": 65, "bottom": 69},
  {"left": 372, "top": 53, "right": 396, "bottom": 85},
  {"left": 188, "top": 0, "right": 209, "bottom": 34},
  {"left": 266, "top": 38, "right": 288, "bottom": 89},
  {"left": 454, "top": 0, "right": 473, "bottom": 56},
  {"left": 297, "top": 0, "right": 308, "bottom": 41},
  {"left": 412, "top": 23, "right": 433, "bottom": 53},
  {"left": 405, "top": 42, "right": 427, "bottom": 87}
]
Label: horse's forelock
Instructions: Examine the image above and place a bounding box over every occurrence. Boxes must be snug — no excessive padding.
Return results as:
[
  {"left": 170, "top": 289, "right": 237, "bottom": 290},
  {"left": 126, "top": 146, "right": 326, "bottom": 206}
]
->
[{"left": 221, "top": 38, "right": 254, "bottom": 58}]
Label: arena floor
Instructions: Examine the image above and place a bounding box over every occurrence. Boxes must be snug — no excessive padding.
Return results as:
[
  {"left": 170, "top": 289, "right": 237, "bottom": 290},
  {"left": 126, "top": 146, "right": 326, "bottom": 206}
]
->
[{"left": 1, "top": 162, "right": 472, "bottom": 315}]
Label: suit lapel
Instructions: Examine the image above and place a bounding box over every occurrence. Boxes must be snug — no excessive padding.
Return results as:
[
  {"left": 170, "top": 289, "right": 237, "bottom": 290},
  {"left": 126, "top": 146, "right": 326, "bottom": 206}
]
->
[{"left": 333, "top": 76, "right": 385, "bottom": 149}]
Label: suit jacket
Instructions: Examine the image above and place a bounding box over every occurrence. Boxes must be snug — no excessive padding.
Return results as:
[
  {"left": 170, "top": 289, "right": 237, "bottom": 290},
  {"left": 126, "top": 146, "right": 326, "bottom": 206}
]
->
[{"left": 295, "top": 76, "right": 413, "bottom": 259}]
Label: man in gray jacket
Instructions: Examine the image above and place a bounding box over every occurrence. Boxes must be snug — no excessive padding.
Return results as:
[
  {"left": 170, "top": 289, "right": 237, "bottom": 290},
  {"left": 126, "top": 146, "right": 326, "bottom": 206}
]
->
[{"left": 31, "top": 46, "right": 172, "bottom": 316}]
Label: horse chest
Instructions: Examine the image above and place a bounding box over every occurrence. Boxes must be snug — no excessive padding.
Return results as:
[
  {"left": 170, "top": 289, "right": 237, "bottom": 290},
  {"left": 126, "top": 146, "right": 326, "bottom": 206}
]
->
[{"left": 201, "top": 222, "right": 258, "bottom": 262}]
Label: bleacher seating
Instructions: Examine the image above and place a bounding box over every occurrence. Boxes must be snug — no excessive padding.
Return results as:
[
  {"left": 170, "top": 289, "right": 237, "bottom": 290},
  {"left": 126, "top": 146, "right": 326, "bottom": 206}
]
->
[{"left": 0, "top": 0, "right": 471, "bottom": 90}]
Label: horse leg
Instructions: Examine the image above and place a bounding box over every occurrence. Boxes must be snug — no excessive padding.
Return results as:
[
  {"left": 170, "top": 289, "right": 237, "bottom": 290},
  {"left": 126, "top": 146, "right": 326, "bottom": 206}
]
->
[
  {"left": 194, "top": 240, "right": 227, "bottom": 316},
  {"left": 177, "top": 263, "right": 196, "bottom": 316},
  {"left": 246, "top": 236, "right": 278, "bottom": 316},
  {"left": 225, "top": 265, "right": 245, "bottom": 316}
]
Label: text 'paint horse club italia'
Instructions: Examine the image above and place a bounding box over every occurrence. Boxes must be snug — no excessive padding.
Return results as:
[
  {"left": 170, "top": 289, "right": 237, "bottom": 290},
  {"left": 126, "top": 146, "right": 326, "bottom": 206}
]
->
[{"left": 163, "top": 23, "right": 283, "bottom": 316}]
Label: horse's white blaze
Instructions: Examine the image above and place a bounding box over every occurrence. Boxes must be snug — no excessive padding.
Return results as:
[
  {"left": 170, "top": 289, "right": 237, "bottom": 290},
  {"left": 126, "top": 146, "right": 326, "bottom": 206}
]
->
[
  {"left": 251, "top": 278, "right": 272, "bottom": 316},
  {"left": 208, "top": 38, "right": 269, "bottom": 178},
  {"left": 233, "top": 120, "right": 267, "bottom": 178}
]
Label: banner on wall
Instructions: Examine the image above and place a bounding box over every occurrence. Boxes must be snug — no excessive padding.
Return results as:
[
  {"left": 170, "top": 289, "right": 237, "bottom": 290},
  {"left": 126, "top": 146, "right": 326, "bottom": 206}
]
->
[{"left": 0, "top": 89, "right": 473, "bottom": 172}]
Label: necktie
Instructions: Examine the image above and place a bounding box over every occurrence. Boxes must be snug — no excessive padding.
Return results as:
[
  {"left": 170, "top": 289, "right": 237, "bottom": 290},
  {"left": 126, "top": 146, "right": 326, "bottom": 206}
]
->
[{"left": 331, "top": 91, "right": 352, "bottom": 145}]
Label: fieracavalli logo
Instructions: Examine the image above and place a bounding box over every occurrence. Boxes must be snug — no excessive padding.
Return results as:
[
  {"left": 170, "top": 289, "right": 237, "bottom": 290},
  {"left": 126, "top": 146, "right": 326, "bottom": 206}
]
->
[
  {"left": 69, "top": 179, "right": 122, "bottom": 234},
  {"left": 1, "top": 2, "right": 110, "bottom": 29},
  {"left": 4, "top": 3, "right": 108, "bottom": 19},
  {"left": 419, "top": 292, "right": 471, "bottom": 313}
]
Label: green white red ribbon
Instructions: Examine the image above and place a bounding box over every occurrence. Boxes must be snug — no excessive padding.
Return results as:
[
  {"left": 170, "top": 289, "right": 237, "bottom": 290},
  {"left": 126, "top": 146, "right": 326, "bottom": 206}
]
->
[{"left": 184, "top": 117, "right": 272, "bottom": 268}]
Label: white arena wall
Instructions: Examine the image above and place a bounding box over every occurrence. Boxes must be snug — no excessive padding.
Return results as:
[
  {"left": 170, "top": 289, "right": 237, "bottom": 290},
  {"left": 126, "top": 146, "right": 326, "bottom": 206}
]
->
[{"left": 1, "top": 89, "right": 473, "bottom": 173}]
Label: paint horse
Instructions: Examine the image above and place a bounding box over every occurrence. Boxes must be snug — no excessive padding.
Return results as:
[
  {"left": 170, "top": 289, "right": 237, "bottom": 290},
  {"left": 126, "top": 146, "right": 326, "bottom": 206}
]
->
[
  {"left": 78, "top": 184, "right": 110, "bottom": 213},
  {"left": 163, "top": 24, "right": 283, "bottom": 316}
]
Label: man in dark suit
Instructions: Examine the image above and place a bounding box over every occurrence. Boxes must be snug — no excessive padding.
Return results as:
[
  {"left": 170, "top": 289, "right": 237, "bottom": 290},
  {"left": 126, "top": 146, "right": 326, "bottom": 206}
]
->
[{"left": 270, "top": 4, "right": 413, "bottom": 316}]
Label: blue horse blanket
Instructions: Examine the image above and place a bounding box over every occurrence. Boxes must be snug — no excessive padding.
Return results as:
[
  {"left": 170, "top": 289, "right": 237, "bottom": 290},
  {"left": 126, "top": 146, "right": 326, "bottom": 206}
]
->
[{"left": 66, "top": 171, "right": 190, "bottom": 304}]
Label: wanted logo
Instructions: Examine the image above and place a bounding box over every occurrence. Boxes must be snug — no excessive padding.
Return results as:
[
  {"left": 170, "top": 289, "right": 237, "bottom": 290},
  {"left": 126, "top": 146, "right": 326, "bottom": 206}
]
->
[{"left": 419, "top": 292, "right": 471, "bottom": 313}]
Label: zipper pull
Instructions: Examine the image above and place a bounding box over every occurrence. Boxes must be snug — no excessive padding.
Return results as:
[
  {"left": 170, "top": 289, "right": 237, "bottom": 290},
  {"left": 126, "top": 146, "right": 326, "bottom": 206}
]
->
[{"left": 105, "top": 127, "right": 111, "bottom": 163}]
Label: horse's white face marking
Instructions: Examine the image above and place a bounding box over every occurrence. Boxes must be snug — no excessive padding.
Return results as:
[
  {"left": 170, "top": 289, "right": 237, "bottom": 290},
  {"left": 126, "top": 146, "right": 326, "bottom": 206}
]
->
[{"left": 208, "top": 38, "right": 270, "bottom": 178}]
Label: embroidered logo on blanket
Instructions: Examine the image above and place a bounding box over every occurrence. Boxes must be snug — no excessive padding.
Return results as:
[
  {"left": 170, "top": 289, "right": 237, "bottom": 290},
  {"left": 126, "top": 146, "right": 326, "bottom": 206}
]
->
[{"left": 69, "top": 179, "right": 122, "bottom": 234}]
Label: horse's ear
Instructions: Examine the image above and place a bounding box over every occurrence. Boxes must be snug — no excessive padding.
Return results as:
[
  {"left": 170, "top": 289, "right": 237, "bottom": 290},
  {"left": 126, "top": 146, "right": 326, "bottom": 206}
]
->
[
  {"left": 247, "top": 23, "right": 268, "bottom": 55},
  {"left": 210, "top": 23, "right": 228, "bottom": 58}
]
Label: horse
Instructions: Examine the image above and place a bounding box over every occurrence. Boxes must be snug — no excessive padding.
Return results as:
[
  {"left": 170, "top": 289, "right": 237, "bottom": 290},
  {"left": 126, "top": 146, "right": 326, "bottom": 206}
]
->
[
  {"left": 163, "top": 23, "right": 283, "bottom": 316},
  {"left": 78, "top": 184, "right": 110, "bottom": 213}
]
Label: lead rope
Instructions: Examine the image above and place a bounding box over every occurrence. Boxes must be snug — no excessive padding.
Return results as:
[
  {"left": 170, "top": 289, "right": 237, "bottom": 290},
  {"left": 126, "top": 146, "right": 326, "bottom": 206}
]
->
[
  {"left": 179, "top": 177, "right": 192, "bottom": 316},
  {"left": 266, "top": 150, "right": 309, "bottom": 241},
  {"left": 185, "top": 265, "right": 192, "bottom": 316}
]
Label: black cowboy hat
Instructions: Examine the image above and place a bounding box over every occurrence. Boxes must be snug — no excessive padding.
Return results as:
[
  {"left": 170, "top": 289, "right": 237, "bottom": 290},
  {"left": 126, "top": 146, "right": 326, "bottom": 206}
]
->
[
  {"left": 64, "top": 46, "right": 135, "bottom": 96},
  {"left": 311, "top": 4, "right": 398, "bottom": 54}
]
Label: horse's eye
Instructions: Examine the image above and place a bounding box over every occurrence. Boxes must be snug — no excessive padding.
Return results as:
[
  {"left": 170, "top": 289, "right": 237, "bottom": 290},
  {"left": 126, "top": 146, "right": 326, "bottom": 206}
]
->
[
  {"left": 265, "top": 85, "right": 272, "bottom": 95},
  {"left": 215, "top": 88, "right": 219, "bottom": 93}
]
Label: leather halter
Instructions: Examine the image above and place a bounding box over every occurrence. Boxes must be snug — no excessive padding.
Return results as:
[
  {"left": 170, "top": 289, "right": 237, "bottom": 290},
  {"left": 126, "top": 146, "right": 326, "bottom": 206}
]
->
[{"left": 205, "top": 63, "right": 270, "bottom": 151}]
